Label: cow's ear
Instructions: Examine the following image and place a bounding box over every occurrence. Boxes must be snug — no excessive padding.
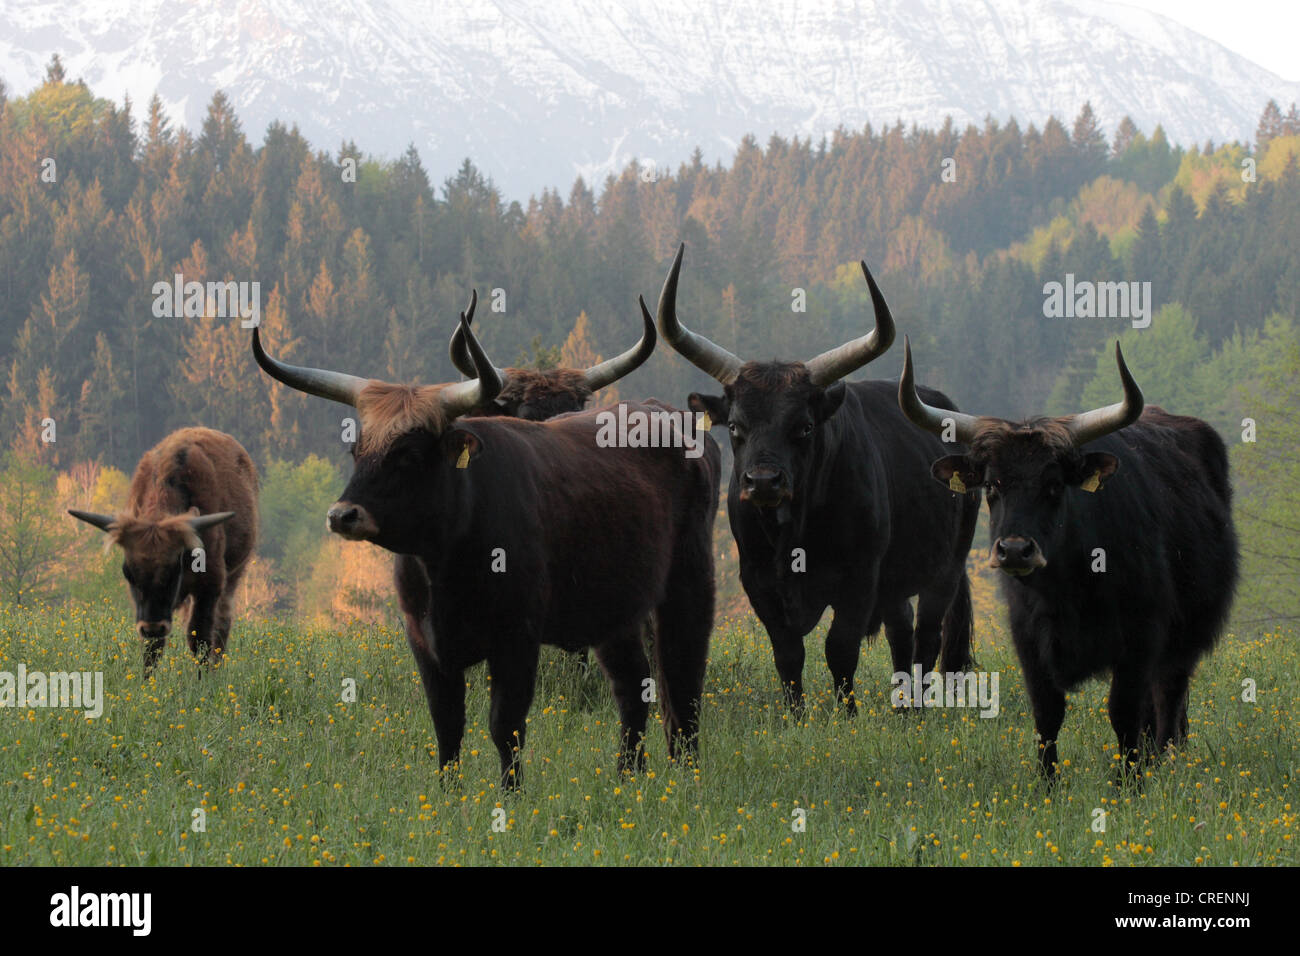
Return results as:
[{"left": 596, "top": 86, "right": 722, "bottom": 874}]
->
[
  {"left": 443, "top": 427, "right": 482, "bottom": 469},
  {"left": 931, "top": 455, "right": 983, "bottom": 493},
  {"left": 1072, "top": 452, "right": 1119, "bottom": 492},
  {"left": 688, "top": 393, "right": 728, "bottom": 428},
  {"left": 815, "top": 381, "right": 847, "bottom": 422}
]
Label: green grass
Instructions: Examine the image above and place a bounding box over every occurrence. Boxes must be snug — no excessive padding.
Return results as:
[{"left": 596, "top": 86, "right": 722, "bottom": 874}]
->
[{"left": 0, "top": 600, "right": 1295, "bottom": 865}]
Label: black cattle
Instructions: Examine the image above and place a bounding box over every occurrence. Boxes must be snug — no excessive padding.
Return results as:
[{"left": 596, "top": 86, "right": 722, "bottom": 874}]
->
[
  {"left": 898, "top": 338, "right": 1239, "bottom": 774},
  {"left": 655, "top": 244, "right": 979, "bottom": 715},
  {"left": 252, "top": 312, "right": 719, "bottom": 789}
]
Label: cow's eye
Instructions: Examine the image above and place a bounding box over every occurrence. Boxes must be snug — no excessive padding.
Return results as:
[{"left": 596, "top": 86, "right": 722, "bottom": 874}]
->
[
  {"left": 728, "top": 422, "right": 744, "bottom": 440},
  {"left": 984, "top": 481, "right": 999, "bottom": 501},
  {"left": 796, "top": 423, "right": 814, "bottom": 440}
]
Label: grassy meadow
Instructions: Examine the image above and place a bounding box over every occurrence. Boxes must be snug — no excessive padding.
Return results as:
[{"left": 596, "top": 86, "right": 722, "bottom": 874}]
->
[{"left": 0, "top": 599, "right": 1294, "bottom": 866}]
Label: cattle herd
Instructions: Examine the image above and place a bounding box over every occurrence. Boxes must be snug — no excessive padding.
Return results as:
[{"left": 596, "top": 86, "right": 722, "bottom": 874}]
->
[{"left": 68, "top": 242, "right": 1240, "bottom": 790}]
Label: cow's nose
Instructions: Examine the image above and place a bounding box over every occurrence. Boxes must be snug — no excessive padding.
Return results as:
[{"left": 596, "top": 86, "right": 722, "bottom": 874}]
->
[
  {"left": 993, "top": 536, "right": 1045, "bottom": 574},
  {"left": 327, "top": 503, "right": 360, "bottom": 533},
  {"left": 742, "top": 469, "right": 787, "bottom": 502},
  {"left": 138, "top": 621, "right": 170, "bottom": 640}
]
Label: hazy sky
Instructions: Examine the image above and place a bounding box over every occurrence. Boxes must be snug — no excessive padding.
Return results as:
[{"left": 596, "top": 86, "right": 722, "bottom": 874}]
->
[{"left": 1125, "top": 0, "right": 1298, "bottom": 80}]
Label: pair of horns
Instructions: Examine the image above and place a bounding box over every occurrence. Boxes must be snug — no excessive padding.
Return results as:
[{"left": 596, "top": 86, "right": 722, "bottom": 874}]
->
[
  {"left": 252, "top": 299, "right": 501, "bottom": 418},
  {"left": 449, "top": 289, "right": 656, "bottom": 390},
  {"left": 654, "top": 243, "right": 896, "bottom": 386},
  {"left": 898, "top": 337, "right": 1144, "bottom": 447},
  {"left": 68, "top": 509, "right": 235, "bottom": 534}
]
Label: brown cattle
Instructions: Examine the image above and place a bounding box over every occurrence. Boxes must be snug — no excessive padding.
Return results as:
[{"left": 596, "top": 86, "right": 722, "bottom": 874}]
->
[
  {"left": 446, "top": 288, "right": 654, "bottom": 419},
  {"left": 253, "top": 312, "right": 719, "bottom": 790},
  {"left": 69, "top": 427, "right": 258, "bottom": 673}
]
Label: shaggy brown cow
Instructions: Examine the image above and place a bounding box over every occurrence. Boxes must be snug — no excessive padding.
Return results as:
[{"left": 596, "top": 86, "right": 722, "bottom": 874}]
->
[
  {"left": 68, "top": 427, "right": 258, "bottom": 674},
  {"left": 447, "top": 288, "right": 655, "bottom": 419}
]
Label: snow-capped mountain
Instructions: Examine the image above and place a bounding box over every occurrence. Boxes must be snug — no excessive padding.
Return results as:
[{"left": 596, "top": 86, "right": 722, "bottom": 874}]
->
[{"left": 1, "top": 0, "right": 1296, "bottom": 200}]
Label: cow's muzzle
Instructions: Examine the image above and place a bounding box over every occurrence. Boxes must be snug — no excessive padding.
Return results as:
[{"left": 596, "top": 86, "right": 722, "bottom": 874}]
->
[
  {"left": 991, "top": 536, "right": 1048, "bottom": 576},
  {"left": 740, "top": 468, "right": 792, "bottom": 508},
  {"left": 327, "top": 501, "right": 379, "bottom": 540},
  {"left": 138, "top": 620, "right": 171, "bottom": 640}
]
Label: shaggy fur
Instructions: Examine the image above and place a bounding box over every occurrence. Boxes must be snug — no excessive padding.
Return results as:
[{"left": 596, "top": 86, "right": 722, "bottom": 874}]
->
[
  {"left": 356, "top": 382, "right": 451, "bottom": 455},
  {"left": 110, "top": 427, "right": 258, "bottom": 670},
  {"left": 953, "top": 407, "right": 1237, "bottom": 776}
]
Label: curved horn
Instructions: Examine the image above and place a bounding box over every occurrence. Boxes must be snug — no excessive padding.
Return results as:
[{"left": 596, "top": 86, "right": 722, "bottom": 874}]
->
[
  {"left": 805, "top": 260, "right": 896, "bottom": 386},
  {"left": 440, "top": 310, "right": 504, "bottom": 418},
  {"left": 656, "top": 243, "right": 743, "bottom": 385},
  {"left": 68, "top": 509, "right": 117, "bottom": 532},
  {"left": 252, "top": 327, "right": 368, "bottom": 407},
  {"left": 447, "top": 289, "right": 480, "bottom": 378},
  {"left": 1063, "top": 342, "right": 1144, "bottom": 446},
  {"left": 897, "top": 337, "right": 981, "bottom": 445},
  {"left": 190, "top": 511, "right": 235, "bottom": 533},
  {"left": 584, "top": 297, "right": 657, "bottom": 391}
]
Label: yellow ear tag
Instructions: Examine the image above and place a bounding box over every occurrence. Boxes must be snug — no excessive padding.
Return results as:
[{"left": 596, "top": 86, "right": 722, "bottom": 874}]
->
[
  {"left": 455, "top": 446, "right": 470, "bottom": 469},
  {"left": 700, "top": 412, "right": 712, "bottom": 431},
  {"left": 1080, "top": 470, "right": 1100, "bottom": 493},
  {"left": 948, "top": 474, "right": 966, "bottom": 494}
]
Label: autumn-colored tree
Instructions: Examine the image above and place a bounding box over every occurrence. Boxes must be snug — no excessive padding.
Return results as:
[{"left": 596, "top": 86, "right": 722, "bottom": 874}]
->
[{"left": 0, "top": 452, "right": 77, "bottom": 605}]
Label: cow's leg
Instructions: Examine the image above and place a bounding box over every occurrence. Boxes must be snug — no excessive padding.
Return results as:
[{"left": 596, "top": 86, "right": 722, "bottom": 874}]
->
[
  {"left": 142, "top": 636, "right": 167, "bottom": 676},
  {"left": 207, "top": 591, "right": 235, "bottom": 665},
  {"left": 881, "top": 600, "right": 914, "bottom": 676},
  {"left": 769, "top": 627, "right": 807, "bottom": 717},
  {"left": 880, "top": 601, "right": 916, "bottom": 710},
  {"left": 184, "top": 593, "right": 218, "bottom": 667},
  {"left": 1022, "top": 661, "right": 1066, "bottom": 778},
  {"left": 401, "top": 616, "right": 467, "bottom": 787},
  {"left": 487, "top": 642, "right": 540, "bottom": 791},
  {"left": 746, "top": 583, "right": 807, "bottom": 717},
  {"left": 825, "top": 602, "right": 870, "bottom": 716},
  {"left": 1108, "top": 667, "right": 1148, "bottom": 774},
  {"left": 655, "top": 545, "right": 713, "bottom": 766},
  {"left": 1152, "top": 665, "right": 1192, "bottom": 754},
  {"left": 210, "top": 560, "right": 248, "bottom": 663},
  {"left": 912, "top": 589, "right": 951, "bottom": 677},
  {"left": 593, "top": 632, "right": 650, "bottom": 774}
]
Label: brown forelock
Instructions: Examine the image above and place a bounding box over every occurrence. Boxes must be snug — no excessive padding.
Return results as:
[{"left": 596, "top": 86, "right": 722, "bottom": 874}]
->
[
  {"left": 109, "top": 513, "right": 202, "bottom": 558},
  {"left": 356, "top": 381, "right": 451, "bottom": 455},
  {"left": 968, "top": 417, "right": 1077, "bottom": 460},
  {"left": 735, "top": 361, "right": 812, "bottom": 391},
  {"left": 501, "top": 367, "right": 593, "bottom": 406}
]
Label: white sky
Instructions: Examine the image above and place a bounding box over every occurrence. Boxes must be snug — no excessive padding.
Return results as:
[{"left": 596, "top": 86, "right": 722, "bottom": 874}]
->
[{"left": 1122, "top": 0, "right": 1299, "bottom": 80}]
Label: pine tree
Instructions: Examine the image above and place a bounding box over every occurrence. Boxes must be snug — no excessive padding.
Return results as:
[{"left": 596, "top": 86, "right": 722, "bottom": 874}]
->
[
  {"left": 1112, "top": 115, "right": 1139, "bottom": 156},
  {"left": 44, "top": 54, "right": 66, "bottom": 85},
  {"left": 1257, "top": 99, "right": 1284, "bottom": 151}
]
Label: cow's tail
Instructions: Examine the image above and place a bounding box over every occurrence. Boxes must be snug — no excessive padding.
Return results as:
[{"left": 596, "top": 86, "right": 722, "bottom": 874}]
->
[{"left": 938, "top": 572, "right": 975, "bottom": 673}]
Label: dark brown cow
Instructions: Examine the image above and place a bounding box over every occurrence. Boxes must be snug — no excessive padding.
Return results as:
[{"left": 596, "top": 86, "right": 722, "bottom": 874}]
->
[
  {"left": 395, "top": 291, "right": 658, "bottom": 670},
  {"left": 68, "top": 427, "right": 258, "bottom": 674},
  {"left": 446, "top": 288, "right": 654, "bottom": 419},
  {"left": 252, "top": 312, "right": 719, "bottom": 790}
]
